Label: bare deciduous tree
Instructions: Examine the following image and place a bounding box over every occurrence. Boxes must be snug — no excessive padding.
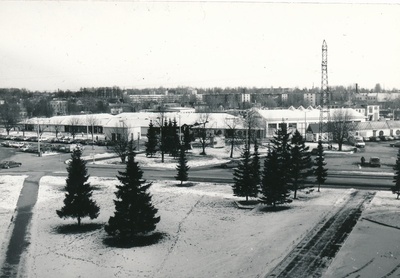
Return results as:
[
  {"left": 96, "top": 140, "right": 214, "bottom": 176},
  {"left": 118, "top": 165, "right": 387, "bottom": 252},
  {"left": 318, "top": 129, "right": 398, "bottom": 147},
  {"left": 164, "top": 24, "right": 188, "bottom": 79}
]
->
[
  {"left": 68, "top": 117, "right": 81, "bottom": 140},
  {"left": 329, "top": 109, "right": 355, "bottom": 151},
  {"left": 53, "top": 119, "right": 64, "bottom": 138},
  {"left": 0, "top": 102, "right": 20, "bottom": 135},
  {"left": 244, "top": 109, "right": 261, "bottom": 149},
  {"left": 225, "top": 116, "right": 243, "bottom": 158},
  {"left": 196, "top": 112, "right": 212, "bottom": 155},
  {"left": 107, "top": 121, "right": 130, "bottom": 163},
  {"left": 86, "top": 115, "right": 99, "bottom": 143}
]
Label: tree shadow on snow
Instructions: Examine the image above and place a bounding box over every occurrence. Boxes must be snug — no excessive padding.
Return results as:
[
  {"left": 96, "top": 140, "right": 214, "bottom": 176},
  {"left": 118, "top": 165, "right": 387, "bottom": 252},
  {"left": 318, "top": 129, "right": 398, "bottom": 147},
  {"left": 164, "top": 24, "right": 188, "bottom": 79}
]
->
[
  {"left": 175, "top": 182, "right": 196, "bottom": 187},
  {"left": 258, "top": 206, "right": 292, "bottom": 213},
  {"left": 54, "top": 223, "right": 103, "bottom": 234},
  {"left": 103, "top": 232, "right": 166, "bottom": 248}
]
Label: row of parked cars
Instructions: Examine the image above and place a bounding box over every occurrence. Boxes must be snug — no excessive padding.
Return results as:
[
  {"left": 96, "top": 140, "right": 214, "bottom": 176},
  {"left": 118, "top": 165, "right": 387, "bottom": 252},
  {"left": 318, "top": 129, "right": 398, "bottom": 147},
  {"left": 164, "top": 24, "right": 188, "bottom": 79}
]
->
[
  {"left": 364, "top": 135, "right": 400, "bottom": 142},
  {"left": 1, "top": 139, "right": 84, "bottom": 154},
  {"left": 0, "top": 134, "right": 111, "bottom": 146}
]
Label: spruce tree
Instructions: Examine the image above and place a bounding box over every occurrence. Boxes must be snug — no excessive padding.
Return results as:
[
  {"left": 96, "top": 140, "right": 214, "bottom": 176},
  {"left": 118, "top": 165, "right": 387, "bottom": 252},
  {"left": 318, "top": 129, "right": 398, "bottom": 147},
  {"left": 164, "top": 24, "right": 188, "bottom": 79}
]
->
[
  {"left": 171, "top": 118, "right": 180, "bottom": 158},
  {"left": 145, "top": 120, "right": 158, "bottom": 158},
  {"left": 314, "top": 140, "right": 328, "bottom": 192},
  {"left": 259, "top": 149, "right": 291, "bottom": 207},
  {"left": 175, "top": 147, "right": 190, "bottom": 185},
  {"left": 270, "top": 122, "right": 292, "bottom": 186},
  {"left": 392, "top": 148, "right": 400, "bottom": 199},
  {"left": 161, "top": 120, "right": 170, "bottom": 156},
  {"left": 57, "top": 147, "right": 100, "bottom": 226},
  {"left": 183, "top": 126, "right": 192, "bottom": 152},
  {"left": 105, "top": 141, "right": 160, "bottom": 241},
  {"left": 232, "top": 144, "right": 259, "bottom": 201},
  {"left": 290, "top": 130, "right": 312, "bottom": 199},
  {"left": 250, "top": 139, "right": 261, "bottom": 188},
  {"left": 259, "top": 123, "right": 292, "bottom": 207}
]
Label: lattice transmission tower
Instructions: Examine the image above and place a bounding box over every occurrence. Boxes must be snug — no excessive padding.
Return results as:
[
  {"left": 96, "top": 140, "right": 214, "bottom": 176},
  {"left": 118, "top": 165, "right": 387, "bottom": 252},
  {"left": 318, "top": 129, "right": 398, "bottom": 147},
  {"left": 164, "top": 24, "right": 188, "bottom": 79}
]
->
[{"left": 319, "top": 40, "right": 331, "bottom": 141}]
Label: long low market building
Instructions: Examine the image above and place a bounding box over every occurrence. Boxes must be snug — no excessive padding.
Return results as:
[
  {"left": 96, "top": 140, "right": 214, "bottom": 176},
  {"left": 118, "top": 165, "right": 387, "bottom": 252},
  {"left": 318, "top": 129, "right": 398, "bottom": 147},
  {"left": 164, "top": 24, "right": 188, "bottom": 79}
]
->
[
  {"left": 20, "top": 107, "right": 400, "bottom": 144},
  {"left": 22, "top": 112, "right": 259, "bottom": 142}
]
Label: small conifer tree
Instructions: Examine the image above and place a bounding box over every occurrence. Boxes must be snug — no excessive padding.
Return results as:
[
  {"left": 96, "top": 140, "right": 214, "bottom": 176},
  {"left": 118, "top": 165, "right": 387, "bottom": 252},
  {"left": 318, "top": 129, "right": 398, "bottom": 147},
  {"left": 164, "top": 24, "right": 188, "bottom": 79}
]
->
[
  {"left": 259, "top": 150, "right": 292, "bottom": 207},
  {"left": 251, "top": 139, "right": 261, "bottom": 188},
  {"left": 145, "top": 120, "right": 158, "bottom": 158},
  {"left": 175, "top": 147, "right": 190, "bottom": 185},
  {"left": 183, "top": 126, "right": 192, "bottom": 152},
  {"left": 391, "top": 148, "right": 400, "bottom": 199},
  {"left": 171, "top": 118, "right": 180, "bottom": 158},
  {"left": 270, "top": 122, "right": 292, "bottom": 186},
  {"left": 105, "top": 141, "right": 160, "bottom": 241},
  {"left": 290, "top": 130, "right": 312, "bottom": 199},
  {"left": 232, "top": 144, "right": 259, "bottom": 201},
  {"left": 57, "top": 147, "right": 100, "bottom": 226},
  {"left": 314, "top": 140, "right": 328, "bottom": 192},
  {"left": 259, "top": 124, "right": 292, "bottom": 207}
]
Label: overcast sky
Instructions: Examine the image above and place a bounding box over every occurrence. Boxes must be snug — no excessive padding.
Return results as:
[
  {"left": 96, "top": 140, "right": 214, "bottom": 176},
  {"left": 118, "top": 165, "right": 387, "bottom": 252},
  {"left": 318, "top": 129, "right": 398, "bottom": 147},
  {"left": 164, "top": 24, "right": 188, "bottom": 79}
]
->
[{"left": 0, "top": 1, "right": 399, "bottom": 92}]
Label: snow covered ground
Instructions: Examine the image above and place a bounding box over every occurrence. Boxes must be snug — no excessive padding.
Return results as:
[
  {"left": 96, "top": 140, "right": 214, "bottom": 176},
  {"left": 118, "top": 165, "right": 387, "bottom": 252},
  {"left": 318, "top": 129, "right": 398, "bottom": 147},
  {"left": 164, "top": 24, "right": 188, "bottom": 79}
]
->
[
  {"left": 0, "top": 176, "right": 26, "bottom": 267},
  {"left": 15, "top": 174, "right": 399, "bottom": 278},
  {"left": 1, "top": 143, "right": 398, "bottom": 277},
  {"left": 85, "top": 146, "right": 248, "bottom": 169}
]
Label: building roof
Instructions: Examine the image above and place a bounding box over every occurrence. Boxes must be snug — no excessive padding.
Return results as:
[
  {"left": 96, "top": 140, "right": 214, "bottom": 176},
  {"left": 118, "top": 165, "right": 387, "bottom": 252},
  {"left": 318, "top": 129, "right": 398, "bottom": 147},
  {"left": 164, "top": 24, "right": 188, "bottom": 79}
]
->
[
  {"left": 255, "top": 107, "right": 365, "bottom": 122},
  {"left": 22, "top": 112, "right": 246, "bottom": 130}
]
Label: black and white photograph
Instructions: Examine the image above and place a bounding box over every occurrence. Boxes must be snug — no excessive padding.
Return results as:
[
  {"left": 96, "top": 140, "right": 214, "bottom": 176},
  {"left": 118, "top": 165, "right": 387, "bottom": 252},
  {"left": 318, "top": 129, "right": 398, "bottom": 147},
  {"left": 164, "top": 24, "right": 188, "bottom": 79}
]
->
[{"left": 0, "top": 1, "right": 399, "bottom": 277}]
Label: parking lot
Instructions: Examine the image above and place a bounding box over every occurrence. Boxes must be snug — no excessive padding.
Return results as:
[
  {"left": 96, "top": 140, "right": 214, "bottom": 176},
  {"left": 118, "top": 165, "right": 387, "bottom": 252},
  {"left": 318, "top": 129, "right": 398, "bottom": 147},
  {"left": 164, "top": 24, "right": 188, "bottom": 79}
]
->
[{"left": 325, "top": 140, "right": 399, "bottom": 173}]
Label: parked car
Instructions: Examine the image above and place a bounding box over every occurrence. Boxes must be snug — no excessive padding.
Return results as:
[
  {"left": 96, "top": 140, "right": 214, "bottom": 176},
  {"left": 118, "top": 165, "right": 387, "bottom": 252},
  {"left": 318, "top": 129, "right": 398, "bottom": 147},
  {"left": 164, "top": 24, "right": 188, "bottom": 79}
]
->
[
  {"left": 380, "top": 135, "right": 393, "bottom": 141},
  {"left": 348, "top": 136, "right": 365, "bottom": 148},
  {"left": 362, "top": 136, "right": 370, "bottom": 142},
  {"left": 369, "top": 136, "right": 381, "bottom": 142},
  {"left": 369, "top": 157, "right": 381, "bottom": 167},
  {"left": 9, "top": 141, "right": 25, "bottom": 148},
  {"left": 390, "top": 141, "right": 400, "bottom": 147},
  {"left": 0, "top": 161, "right": 22, "bottom": 169}
]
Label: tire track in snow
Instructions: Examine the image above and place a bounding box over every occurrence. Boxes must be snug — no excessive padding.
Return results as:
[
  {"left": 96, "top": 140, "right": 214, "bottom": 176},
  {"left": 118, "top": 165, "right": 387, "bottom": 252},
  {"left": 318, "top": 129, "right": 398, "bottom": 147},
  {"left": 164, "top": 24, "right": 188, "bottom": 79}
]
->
[{"left": 265, "top": 190, "right": 375, "bottom": 278}]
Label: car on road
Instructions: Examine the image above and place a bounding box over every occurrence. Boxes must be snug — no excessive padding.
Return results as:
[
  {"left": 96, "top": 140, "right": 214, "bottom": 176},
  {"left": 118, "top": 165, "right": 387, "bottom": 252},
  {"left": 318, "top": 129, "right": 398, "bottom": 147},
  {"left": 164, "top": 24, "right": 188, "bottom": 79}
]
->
[
  {"left": 0, "top": 161, "right": 22, "bottom": 169},
  {"left": 220, "top": 159, "right": 240, "bottom": 169},
  {"left": 369, "top": 157, "right": 381, "bottom": 167}
]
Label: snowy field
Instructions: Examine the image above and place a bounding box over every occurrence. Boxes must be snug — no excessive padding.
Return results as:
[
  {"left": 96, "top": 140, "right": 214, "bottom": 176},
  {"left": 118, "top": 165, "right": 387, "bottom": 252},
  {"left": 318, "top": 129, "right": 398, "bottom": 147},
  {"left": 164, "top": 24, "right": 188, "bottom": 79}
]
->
[
  {"left": 0, "top": 176, "right": 26, "bottom": 266},
  {"left": 14, "top": 174, "right": 398, "bottom": 278}
]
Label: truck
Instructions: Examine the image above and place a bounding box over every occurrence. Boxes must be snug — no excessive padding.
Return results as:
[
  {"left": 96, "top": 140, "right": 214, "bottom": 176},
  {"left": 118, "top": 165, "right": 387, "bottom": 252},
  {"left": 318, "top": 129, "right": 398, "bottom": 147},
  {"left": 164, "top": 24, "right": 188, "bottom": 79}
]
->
[{"left": 348, "top": 135, "right": 365, "bottom": 148}]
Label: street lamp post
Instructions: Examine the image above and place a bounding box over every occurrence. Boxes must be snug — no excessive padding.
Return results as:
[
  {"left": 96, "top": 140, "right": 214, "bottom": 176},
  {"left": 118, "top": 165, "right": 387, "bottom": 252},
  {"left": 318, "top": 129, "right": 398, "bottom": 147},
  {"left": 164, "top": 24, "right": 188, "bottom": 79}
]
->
[
  {"left": 137, "top": 132, "right": 140, "bottom": 151},
  {"left": 37, "top": 121, "right": 40, "bottom": 156},
  {"left": 37, "top": 118, "right": 42, "bottom": 157},
  {"left": 92, "top": 122, "right": 95, "bottom": 150}
]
